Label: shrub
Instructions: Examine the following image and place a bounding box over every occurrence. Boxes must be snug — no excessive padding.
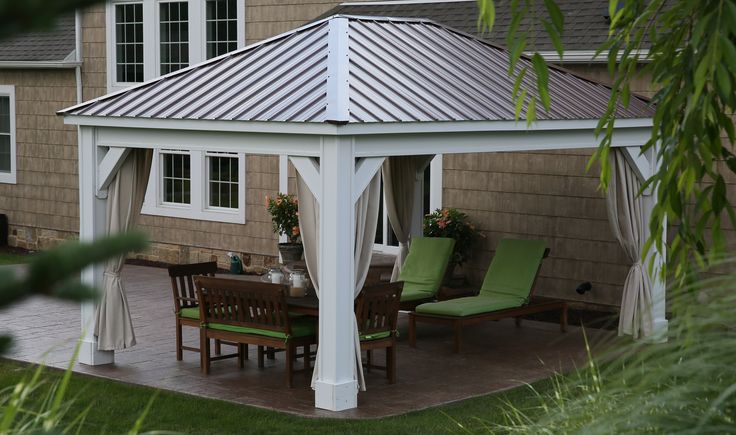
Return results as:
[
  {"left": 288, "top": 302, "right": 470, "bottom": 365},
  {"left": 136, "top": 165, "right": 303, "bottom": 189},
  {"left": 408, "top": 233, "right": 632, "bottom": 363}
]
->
[
  {"left": 266, "top": 193, "right": 300, "bottom": 244},
  {"left": 423, "top": 208, "right": 482, "bottom": 265}
]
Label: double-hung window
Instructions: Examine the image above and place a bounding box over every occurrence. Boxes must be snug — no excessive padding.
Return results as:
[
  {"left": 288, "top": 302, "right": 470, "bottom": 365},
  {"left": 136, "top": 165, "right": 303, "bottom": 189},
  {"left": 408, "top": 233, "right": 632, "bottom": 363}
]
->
[
  {"left": 0, "top": 86, "right": 16, "bottom": 184},
  {"left": 107, "top": 0, "right": 245, "bottom": 92},
  {"left": 142, "top": 149, "right": 245, "bottom": 223}
]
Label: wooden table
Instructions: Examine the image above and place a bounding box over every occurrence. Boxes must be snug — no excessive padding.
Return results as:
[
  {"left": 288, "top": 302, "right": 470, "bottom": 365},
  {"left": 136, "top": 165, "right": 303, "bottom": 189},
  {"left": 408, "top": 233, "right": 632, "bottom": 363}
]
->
[{"left": 218, "top": 273, "right": 320, "bottom": 316}]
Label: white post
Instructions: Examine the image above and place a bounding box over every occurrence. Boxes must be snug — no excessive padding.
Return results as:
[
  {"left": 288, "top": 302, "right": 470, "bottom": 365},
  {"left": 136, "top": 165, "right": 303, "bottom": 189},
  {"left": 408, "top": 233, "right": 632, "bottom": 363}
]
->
[
  {"left": 314, "top": 136, "right": 358, "bottom": 411},
  {"left": 409, "top": 168, "right": 424, "bottom": 238},
  {"left": 429, "top": 154, "right": 443, "bottom": 211},
  {"left": 78, "top": 126, "right": 114, "bottom": 365},
  {"left": 640, "top": 146, "right": 668, "bottom": 342}
]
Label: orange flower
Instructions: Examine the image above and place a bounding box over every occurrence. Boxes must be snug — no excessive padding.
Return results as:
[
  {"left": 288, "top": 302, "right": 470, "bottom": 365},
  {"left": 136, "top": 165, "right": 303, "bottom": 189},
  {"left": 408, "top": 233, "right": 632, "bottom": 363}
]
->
[
  {"left": 292, "top": 226, "right": 300, "bottom": 236},
  {"left": 276, "top": 197, "right": 283, "bottom": 206},
  {"left": 437, "top": 219, "right": 447, "bottom": 229},
  {"left": 441, "top": 208, "right": 449, "bottom": 217}
]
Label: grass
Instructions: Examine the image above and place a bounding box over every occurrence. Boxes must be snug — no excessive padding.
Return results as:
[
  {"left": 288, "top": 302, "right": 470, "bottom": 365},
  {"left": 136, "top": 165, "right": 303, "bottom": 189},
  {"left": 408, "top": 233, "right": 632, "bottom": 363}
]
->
[
  {"left": 0, "top": 359, "right": 548, "bottom": 434},
  {"left": 0, "top": 250, "right": 31, "bottom": 265}
]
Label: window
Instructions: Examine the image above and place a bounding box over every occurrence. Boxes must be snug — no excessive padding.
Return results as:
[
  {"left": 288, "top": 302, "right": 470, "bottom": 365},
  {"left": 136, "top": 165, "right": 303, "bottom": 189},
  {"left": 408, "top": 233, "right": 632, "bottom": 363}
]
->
[
  {"left": 159, "top": 1, "right": 189, "bottom": 74},
  {"left": 115, "top": 3, "right": 144, "bottom": 83},
  {"left": 0, "top": 86, "right": 16, "bottom": 184},
  {"left": 206, "top": 0, "right": 237, "bottom": 59},
  {"left": 142, "top": 149, "right": 246, "bottom": 223},
  {"left": 207, "top": 153, "right": 238, "bottom": 208},
  {"left": 107, "top": 0, "right": 246, "bottom": 92},
  {"left": 161, "top": 151, "right": 191, "bottom": 204}
]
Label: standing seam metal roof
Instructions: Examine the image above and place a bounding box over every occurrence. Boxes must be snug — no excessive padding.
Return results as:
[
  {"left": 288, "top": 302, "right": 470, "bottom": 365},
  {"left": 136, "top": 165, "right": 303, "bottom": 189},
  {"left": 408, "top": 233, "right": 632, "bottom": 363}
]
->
[{"left": 59, "top": 15, "right": 653, "bottom": 123}]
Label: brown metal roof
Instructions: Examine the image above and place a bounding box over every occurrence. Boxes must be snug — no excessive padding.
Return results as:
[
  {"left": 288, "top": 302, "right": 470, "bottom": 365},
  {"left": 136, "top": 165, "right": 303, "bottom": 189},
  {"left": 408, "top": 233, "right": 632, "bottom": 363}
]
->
[{"left": 59, "top": 15, "right": 653, "bottom": 123}]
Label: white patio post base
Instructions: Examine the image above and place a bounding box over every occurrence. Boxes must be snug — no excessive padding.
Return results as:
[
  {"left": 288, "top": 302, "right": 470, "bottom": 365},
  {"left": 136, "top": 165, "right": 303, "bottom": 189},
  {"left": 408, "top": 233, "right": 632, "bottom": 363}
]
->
[
  {"left": 78, "top": 340, "right": 114, "bottom": 365},
  {"left": 314, "top": 380, "right": 358, "bottom": 411}
]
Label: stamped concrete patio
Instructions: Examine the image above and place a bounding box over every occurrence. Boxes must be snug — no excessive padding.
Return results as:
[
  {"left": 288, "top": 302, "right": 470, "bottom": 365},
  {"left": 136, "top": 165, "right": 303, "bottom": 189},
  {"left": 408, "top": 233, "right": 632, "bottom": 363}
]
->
[{"left": 0, "top": 264, "right": 610, "bottom": 418}]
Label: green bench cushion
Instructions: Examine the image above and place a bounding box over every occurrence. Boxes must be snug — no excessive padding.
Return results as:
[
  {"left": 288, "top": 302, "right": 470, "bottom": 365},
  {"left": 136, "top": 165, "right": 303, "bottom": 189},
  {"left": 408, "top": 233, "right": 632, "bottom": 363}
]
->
[
  {"left": 399, "top": 237, "right": 455, "bottom": 302},
  {"left": 360, "top": 331, "right": 392, "bottom": 341},
  {"left": 179, "top": 307, "right": 199, "bottom": 319},
  {"left": 479, "top": 239, "right": 546, "bottom": 302},
  {"left": 415, "top": 295, "right": 524, "bottom": 317},
  {"left": 207, "top": 316, "right": 317, "bottom": 340}
]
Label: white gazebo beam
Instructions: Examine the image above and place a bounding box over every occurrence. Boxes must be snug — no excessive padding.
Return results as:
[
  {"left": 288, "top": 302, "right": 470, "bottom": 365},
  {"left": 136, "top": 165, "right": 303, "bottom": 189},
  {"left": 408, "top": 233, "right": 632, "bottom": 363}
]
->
[
  {"left": 314, "top": 135, "right": 358, "bottom": 411},
  {"left": 622, "top": 146, "right": 652, "bottom": 187},
  {"left": 78, "top": 126, "right": 114, "bottom": 365},
  {"left": 96, "top": 146, "right": 130, "bottom": 197}
]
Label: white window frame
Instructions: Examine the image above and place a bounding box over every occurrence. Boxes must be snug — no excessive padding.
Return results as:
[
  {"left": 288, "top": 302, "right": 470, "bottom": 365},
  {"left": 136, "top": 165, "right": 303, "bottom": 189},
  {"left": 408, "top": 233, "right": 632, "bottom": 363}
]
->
[
  {"left": 142, "top": 148, "right": 246, "bottom": 223},
  {"left": 106, "top": 0, "right": 246, "bottom": 93},
  {"left": 373, "top": 155, "right": 443, "bottom": 254},
  {"left": 0, "top": 85, "right": 17, "bottom": 184},
  {"left": 205, "top": 151, "right": 241, "bottom": 211}
]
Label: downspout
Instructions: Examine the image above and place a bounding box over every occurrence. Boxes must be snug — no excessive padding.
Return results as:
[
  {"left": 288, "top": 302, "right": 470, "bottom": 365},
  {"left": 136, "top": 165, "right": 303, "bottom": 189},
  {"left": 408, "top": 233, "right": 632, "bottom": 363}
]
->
[{"left": 74, "top": 9, "right": 83, "bottom": 104}]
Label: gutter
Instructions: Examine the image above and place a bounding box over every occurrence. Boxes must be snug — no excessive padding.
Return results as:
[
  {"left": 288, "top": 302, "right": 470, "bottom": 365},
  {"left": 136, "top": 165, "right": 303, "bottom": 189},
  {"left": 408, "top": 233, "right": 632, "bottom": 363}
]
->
[
  {"left": 0, "top": 61, "right": 81, "bottom": 69},
  {"left": 75, "top": 10, "right": 83, "bottom": 104},
  {"left": 524, "top": 49, "right": 651, "bottom": 64}
]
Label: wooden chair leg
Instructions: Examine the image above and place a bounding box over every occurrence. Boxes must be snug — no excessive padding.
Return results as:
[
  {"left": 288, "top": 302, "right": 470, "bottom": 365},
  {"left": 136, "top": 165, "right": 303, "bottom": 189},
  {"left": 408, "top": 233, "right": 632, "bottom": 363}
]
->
[
  {"left": 409, "top": 314, "right": 417, "bottom": 347},
  {"left": 257, "top": 346, "right": 265, "bottom": 368},
  {"left": 387, "top": 345, "right": 396, "bottom": 384},
  {"left": 215, "top": 339, "right": 222, "bottom": 355},
  {"left": 237, "top": 344, "right": 245, "bottom": 368},
  {"left": 561, "top": 305, "right": 568, "bottom": 333},
  {"left": 202, "top": 333, "right": 211, "bottom": 375},
  {"left": 175, "top": 320, "right": 183, "bottom": 361},
  {"left": 303, "top": 345, "right": 310, "bottom": 369},
  {"left": 286, "top": 345, "right": 294, "bottom": 388},
  {"left": 242, "top": 343, "right": 249, "bottom": 359},
  {"left": 453, "top": 320, "right": 462, "bottom": 353},
  {"left": 366, "top": 349, "right": 372, "bottom": 372},
  {"left": 515, "top": 317, "right": 522, "bottom": 327},
  {"left": 267, "top": 347, "right": 275, "bottom": 360}
]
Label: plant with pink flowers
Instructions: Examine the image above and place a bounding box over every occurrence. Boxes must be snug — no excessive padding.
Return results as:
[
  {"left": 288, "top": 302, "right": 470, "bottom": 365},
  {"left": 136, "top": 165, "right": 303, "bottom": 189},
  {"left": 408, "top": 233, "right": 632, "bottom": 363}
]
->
[{"left": 423, "top": 207, "right": 482, "bottom": 265}]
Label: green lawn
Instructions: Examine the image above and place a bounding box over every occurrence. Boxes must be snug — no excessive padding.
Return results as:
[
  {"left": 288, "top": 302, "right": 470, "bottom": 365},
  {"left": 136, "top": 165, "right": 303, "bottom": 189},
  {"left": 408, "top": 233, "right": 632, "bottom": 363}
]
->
[
  {"left": 0, "top": 251, "right": 31, "bottom": 265},
  {"left": 0, "top": 359, "right": 547, "bottom": 434}
]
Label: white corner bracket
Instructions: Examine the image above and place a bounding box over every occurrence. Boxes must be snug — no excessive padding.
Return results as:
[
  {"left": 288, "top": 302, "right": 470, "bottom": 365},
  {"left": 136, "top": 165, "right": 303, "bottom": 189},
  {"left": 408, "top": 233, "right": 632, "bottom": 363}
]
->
[
  {"left": 289, "top": 156, "right": 322, "bottom": 204},
  {"left": 352, "top": 157, "right": 384, "bottom": 203},
  {"left": 96, "top": 146, "right": 130, "bottom": 198},
  {"left": 622, "top": 146, "right": 653, "bottom": 195}
]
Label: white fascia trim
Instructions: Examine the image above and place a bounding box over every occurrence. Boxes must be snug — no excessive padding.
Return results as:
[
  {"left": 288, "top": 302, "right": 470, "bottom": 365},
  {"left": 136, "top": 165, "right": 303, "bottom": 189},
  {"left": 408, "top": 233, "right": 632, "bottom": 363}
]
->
[
  {"left": 325, "top": 16, "right": 350, "bottom": 123},
  {"left": 339, "top": 118, "right": 654, "bottom": 135},
  {"left": 0, "top": 60, "right": 81, "bottom": 69},
  {"left": 63, "top": 116, "right": 653, "bottom": 136},
  {"left": 63, "top": 115, "right": 339, "bottom": 135},
  {"left": 532, "top": 49, "right": 652, "bottom": 64}
]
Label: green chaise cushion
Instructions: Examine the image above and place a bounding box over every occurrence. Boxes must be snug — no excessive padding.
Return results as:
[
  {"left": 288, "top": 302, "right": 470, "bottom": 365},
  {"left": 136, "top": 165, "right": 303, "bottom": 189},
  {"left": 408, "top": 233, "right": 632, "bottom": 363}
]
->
[
  {"left": 415, "top": 295, "right": 523, "bottom": 317},
  {"left": 399, "top": 237, "right": 456, "bottom": 302},
  {"left": 207, "top": 316, "right": 317, "bottom": 340},
  {"left": 179, "top": 307, "right": 199, "bottom": 319},
  {"left": 479, "top": 239, "right": 547, "bottom": 304}
]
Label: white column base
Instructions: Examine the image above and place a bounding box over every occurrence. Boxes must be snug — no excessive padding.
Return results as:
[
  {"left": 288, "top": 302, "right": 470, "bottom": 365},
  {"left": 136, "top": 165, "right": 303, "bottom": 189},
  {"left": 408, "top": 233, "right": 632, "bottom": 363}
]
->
[
  {"left": 314, "top": 379, "right": 358, "bottom": 411},
  {"left": 78, "top": 339, "right": 114, "bottom": 365},
  {"left": 646, "top": 318, "right": 669, "bottom": 344}
]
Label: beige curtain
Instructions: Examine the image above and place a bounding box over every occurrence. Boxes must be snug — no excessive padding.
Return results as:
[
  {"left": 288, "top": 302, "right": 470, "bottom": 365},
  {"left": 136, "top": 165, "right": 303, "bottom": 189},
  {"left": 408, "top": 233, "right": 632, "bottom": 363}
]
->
[
  {"left": 94, "top": 149, "right": 152, "bottom": 351},
  {"left": 382, "top": 156, "right": 434, "bottom": 281},
  {"left": 297, "top": 168, "right": 381, "bottom": 392},
  {"left": 606, "top": 149, "right": 653, "bottom": 339}
]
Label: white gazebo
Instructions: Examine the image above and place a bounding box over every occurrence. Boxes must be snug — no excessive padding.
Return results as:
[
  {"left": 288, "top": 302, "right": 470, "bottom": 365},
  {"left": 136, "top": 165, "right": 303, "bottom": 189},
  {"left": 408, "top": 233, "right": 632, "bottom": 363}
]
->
[{"left": 59, "top": 15, "right": 665, "bottom": 412}]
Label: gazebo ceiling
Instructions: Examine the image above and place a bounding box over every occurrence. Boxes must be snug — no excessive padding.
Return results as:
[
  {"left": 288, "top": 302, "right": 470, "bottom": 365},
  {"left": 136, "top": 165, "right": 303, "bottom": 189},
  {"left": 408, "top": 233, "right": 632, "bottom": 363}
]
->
[{"left": 59, "top": 15, "right": 653, "bottom": 124}]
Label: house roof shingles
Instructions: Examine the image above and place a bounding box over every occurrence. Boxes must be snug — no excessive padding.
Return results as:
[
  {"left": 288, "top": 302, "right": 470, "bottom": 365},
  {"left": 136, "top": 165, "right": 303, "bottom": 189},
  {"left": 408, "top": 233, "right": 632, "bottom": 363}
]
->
[
  {"left": 60, "top": 15, "right": 653, "bottom": 123},
  {"left": 0, "top": 14, "right": 76, "bottom": 63},
  {"left": 317, "top": 0, "right": 618, "bottom": 51}
]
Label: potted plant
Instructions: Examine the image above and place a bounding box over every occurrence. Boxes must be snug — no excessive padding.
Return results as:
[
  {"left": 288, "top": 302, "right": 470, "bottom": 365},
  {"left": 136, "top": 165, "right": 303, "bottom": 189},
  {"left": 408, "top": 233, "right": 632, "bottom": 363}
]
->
[
  {"left": 423, "top": 208, "right": 482, "bottom": 281},
  {"left": 266, "top": 193, "right": 303, "bottom": 262}
]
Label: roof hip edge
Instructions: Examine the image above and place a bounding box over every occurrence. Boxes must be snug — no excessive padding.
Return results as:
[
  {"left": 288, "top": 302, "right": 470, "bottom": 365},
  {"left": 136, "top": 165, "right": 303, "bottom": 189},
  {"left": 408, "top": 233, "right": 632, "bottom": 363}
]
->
[{"left": 325, "top": 16, "right": 350, "bottom": 123}]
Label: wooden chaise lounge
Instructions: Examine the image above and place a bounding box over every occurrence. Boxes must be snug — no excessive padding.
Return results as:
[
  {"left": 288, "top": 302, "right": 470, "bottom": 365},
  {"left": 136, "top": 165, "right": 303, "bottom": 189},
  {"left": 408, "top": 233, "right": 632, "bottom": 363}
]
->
[{"left": 408, "top": 239, "right": 568, "bottom": 353}]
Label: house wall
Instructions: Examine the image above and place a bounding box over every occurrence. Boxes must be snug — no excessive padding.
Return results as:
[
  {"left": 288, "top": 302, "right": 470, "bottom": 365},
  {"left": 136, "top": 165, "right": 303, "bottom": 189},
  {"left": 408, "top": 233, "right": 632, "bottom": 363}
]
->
[
  {"left": 0, "top": 69, "right": 79, "bottom": 250},
  {"left": 444, "top": 64, "right": 660, "bottom": 309}
]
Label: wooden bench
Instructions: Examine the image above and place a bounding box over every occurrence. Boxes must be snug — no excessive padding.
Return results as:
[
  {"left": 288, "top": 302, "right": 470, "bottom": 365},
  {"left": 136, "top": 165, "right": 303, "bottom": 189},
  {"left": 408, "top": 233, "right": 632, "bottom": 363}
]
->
[{"left": 194, "top": 276, "right": 317, "bottom": 388}]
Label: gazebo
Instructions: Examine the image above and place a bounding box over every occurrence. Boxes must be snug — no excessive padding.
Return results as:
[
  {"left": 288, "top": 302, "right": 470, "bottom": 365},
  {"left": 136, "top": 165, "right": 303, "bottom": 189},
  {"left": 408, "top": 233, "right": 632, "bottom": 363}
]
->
[{"left": 59, "top": 15, "right": 665, "bottom": 412}]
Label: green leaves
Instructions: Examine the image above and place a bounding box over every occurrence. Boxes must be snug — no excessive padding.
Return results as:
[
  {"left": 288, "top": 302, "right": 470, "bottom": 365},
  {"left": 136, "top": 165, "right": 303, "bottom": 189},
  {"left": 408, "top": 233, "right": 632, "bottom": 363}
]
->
[
  {"left": 476, "top": 0, "right": 496, "bottom": 31},
  {"left": 531, "top": 53, "right": 551, "bottom": 110}
]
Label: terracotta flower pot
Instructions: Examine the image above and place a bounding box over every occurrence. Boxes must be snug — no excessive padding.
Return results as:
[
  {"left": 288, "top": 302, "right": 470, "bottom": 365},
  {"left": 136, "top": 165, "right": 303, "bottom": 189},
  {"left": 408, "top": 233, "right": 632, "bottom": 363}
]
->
[{"left": 278, "top": 242, "right": 304, "bottom": 263}]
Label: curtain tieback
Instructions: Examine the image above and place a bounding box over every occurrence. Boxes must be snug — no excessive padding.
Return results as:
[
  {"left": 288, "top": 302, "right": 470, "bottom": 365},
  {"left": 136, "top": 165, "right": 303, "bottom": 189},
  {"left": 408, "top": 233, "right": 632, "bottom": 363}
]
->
[{"left": 103, "top": 271, "right": 121, "bottom": 279}]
